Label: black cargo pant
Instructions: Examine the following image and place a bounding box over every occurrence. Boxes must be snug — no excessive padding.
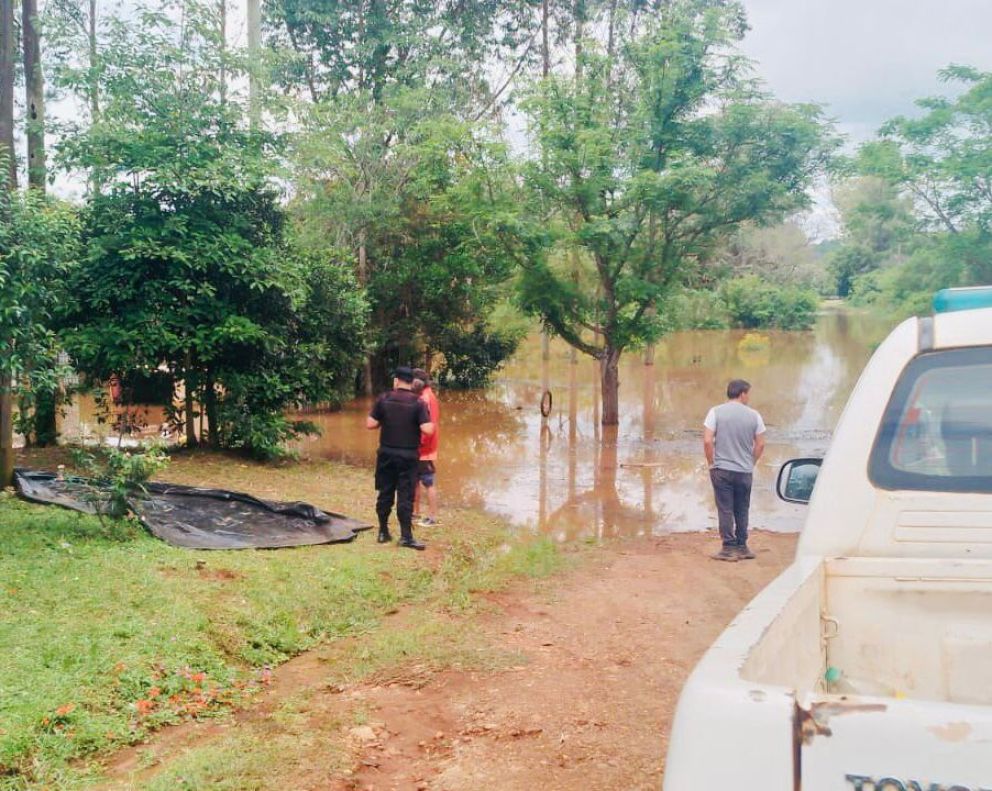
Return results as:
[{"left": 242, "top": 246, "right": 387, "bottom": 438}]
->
[
  {"left": 709, "top": 468, "right": 753, "bottom": 547},
  {"left": 375, "top": 449, "right": 418, "bottom": 539}
]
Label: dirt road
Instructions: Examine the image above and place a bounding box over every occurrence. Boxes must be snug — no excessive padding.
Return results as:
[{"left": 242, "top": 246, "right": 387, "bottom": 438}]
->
[
  {"left": 100, "top": 530, "right": 794, "bottom": 790},
  {"left": 330, "top": 531, "right": 794, "bottom": 791}
]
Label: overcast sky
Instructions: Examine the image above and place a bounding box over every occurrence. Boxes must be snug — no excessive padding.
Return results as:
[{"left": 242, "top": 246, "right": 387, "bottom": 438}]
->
[{"left": 739, "top": 0, "right": 992, "bottom": 144}]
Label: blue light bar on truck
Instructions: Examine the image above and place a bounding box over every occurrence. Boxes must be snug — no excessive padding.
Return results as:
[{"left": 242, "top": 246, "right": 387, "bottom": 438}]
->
[{"left": 933, "top": 286, "right": 992, "bottom": 313}]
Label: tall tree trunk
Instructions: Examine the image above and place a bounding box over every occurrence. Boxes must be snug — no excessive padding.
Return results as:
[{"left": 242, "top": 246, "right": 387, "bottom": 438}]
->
[
  {"left": 0, "top": 0, "right": 16, "bottom": 189},
  {"left": 22, "top": 0, "right": 43, "bottom": 189},
  {"left": 541, "top": 0, "right": 549, "bottom": 77},
  {"left": 358, "top": 235, "right": 374, "bottom": 396},
  {"left": 86, "top": 0, "right": 100, "bottom": 193},
  {"left": 0, "top": 0, "right": 15, "bottom": 486},
  {"left": 218, "top": 0, "right": 227, "bottom": 103},
  {"left": 0, "top": 374, "right": 12, "bottom": 488},
  {"left": 539, "top": 0, "right": 551, "bottom": 363},
  {"left": 88, "top": 0, "right": 98, "bottom": 120},
  {"left": 24, "top": 0, "right": 57, "bottom": 446},
  {"left": 183, "top": 354, "right": 198, "bottom": 447},
  {"left": 204, "top": 375, "right": 219, "bottom": 449},
  {"left": 600, "top": 346, "right": 621, "bottom": 426},
  {"left": 246, "top": 0, "right": 261, "bottom": 129}
]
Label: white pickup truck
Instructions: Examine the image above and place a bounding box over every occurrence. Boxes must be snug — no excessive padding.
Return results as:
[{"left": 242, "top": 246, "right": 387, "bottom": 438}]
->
[{"left": 665, "top": 289, "right": 992, "bottom": 791}]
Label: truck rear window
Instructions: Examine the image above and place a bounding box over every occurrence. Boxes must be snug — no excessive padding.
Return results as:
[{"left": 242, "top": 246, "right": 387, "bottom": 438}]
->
[{"left": 869, "top": 346, "right": 992, "bottom": 493}]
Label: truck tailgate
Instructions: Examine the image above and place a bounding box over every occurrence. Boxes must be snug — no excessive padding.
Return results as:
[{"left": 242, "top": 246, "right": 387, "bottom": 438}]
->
[{"left": 798, "top": 693, "right": 992, "bottom": 789}]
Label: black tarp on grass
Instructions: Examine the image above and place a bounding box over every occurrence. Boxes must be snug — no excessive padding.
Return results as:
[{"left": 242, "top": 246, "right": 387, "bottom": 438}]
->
[{"left": 14, "top": 469, "right": 372, "bottom": 550}]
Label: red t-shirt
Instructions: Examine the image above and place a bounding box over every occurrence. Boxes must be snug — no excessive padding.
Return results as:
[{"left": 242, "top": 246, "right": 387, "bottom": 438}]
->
[{"left": 419, "top": 387, "right": 440, "bottom": 460}]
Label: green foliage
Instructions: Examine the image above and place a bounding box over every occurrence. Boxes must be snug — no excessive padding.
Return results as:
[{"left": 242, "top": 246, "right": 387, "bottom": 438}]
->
[
  {"left": 666, "top": 289, "right": 729, "bottom": 330},
  {"left": 0, "top": 183, "right": 81, "bottom": 441},
  {"left": 292, "top": 89, "right": 521, "bottom": 387},
  {"left": 265, "top": 0, "right": 537, "bottom": 104},
  {"left": 516, "top": 0, "right": 836, "bottom": 415},
  {"left": 53, "top": 4, "right": 367, "bottom": 458},
  {"left": 840, "top": 67, "right": 992, "bottom": 314},
  {"left": 718, "top": 276, "right": 819, "bottom": 330},
  {"left": 435, "top": 324, "right": 523, "bottom": 389},
  {"left": 69, "top": 445, "right": 170, "bottom": 521}
]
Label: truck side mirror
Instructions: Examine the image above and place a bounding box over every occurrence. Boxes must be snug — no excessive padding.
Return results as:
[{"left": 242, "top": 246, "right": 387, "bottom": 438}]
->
[{"left": 776, "top": 458, "right": 822, "bottom": 504}]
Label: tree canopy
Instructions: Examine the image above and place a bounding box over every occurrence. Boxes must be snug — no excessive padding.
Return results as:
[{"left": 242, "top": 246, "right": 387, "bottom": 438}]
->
[{"left": 517, "top": 1, "right": 835, "bottom": 422}]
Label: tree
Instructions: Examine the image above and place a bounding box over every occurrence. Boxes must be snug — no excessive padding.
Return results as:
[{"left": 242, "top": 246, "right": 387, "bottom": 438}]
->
[
  {"left": 1, "top": 0, "right": 16, "bottom": 485},
  {"left": 0, "top": 186, "right": 81, "bottom": 485},
  {"left": 835, "top": 66, "right": 992, "bottom": 314},
  {"left": 292, "top": 94, "right": 523, "bottom": 387},
  {"left": 826, "top": 177, "right": 916, "bottom": 298},
  {"left": 278, "top": 1, "right": 536, "bottom": 390},
  {"left": 56, "top": 3, "right": 367, "bottom": 458},
  {"left": 518, "top": 1, "right": 834, "bottom": 424}
]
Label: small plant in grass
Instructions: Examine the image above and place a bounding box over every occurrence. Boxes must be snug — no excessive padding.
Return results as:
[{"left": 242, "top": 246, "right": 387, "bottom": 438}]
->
[{"left": 69, "top": 444, "right": 170, "bottom": 524}]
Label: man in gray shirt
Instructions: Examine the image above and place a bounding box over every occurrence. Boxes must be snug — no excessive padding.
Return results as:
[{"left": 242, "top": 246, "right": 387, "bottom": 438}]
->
[{"left": 703, "top": 379, "right": 766, "bottom": 561}]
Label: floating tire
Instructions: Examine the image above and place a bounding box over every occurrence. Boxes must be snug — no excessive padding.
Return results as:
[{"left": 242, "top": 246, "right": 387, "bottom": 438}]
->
[{"left": 540, "top": 390, "right": 553, "bottom": 417}]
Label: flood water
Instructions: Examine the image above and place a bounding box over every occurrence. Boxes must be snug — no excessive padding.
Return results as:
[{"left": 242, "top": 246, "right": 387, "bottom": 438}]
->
[{"left": 291, "top": 307, "right": 894, "bottom": 540}]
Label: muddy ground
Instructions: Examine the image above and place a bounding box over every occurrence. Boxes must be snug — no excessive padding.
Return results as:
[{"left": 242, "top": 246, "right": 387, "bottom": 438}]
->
[{"left": 99, "top": 530, "right": 796, "bottom": 790}]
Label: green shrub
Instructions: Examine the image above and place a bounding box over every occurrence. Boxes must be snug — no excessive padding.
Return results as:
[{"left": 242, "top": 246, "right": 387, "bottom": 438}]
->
[
  {"left": 718, "top": 276, "right": 818, "bottom": 330},
  {"left": 667, "top": 289, "right": 730, "bottom": 330},
  {"left": 69, "top": 445, "right": 170, "bottom": 522}
]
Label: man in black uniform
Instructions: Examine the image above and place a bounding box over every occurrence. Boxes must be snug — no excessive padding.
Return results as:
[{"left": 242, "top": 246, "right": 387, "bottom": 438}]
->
[{"left": 366, "top": 367, "right": 435, "bottom": 550}]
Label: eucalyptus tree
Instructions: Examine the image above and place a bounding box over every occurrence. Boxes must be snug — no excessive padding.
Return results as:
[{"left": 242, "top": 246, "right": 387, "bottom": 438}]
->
[{"left": 518, "top": 0, "right": 835, "bottom": 424}]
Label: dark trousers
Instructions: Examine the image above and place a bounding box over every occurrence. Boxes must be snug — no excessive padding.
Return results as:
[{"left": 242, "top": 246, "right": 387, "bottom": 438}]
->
[
  {"left": 709, "top": 468, "right": 753, "bottom": 547},
  {"left": 375, "top": 450, "right": 418, "bottom": 539}
]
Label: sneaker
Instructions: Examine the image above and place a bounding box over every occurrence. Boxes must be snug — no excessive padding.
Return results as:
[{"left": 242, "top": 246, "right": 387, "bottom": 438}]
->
[
  {"left": 735, "top": 544, "right": 756, "bottom": 560},
  {"left": 711, "top": 547, "right": 740, "bottom": 562},
  {"left": 377, "top": 529, "right": 393, "bottom": 544},
  {"left": 419, "top": 517, "right": 440, "bottom": 527},
  {"left": 398, "top": 537, "right": 426, "bottom": 551}
]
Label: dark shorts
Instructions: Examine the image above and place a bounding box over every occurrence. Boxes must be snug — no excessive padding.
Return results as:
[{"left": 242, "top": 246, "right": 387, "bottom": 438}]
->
[{"left": 418, "top": 460, "right": 436, "bottom": 488}]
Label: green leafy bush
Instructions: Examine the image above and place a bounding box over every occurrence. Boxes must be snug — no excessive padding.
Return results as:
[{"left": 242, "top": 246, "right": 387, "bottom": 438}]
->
[
  {"left": 718, "top": 276, "right": 818, "bottom": 330},
  {"left": 436, "top": 325, "right": 522, "bottom": 389}
]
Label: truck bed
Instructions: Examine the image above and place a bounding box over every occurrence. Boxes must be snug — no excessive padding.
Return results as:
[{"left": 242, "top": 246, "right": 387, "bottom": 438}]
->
[{"left": 742, "top": 556, "right": 992, "bottom": 706}]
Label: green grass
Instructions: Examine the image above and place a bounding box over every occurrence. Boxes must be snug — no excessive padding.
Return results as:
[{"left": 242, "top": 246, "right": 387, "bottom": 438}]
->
[{"left": 0, "top": 456, "right": 566, "bottom": 790}]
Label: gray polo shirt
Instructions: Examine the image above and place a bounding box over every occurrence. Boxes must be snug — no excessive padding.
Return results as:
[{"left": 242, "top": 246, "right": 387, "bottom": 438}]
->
[{"left": 704, "top": 401, "right": 766, "bottom": 474}]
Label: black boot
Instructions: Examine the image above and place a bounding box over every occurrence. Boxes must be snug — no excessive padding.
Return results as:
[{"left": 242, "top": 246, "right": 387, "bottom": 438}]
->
[
  {"left": 377, "top": 526, "right": 393, "bottom": 543},
  {"left": 398, "top": 527, "right": 425, "bottom": 550}
]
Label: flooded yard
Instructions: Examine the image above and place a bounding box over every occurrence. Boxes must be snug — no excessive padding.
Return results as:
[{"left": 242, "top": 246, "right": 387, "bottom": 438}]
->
[{"left": 290, "top": 307, "right": 894, "bottom": 540}]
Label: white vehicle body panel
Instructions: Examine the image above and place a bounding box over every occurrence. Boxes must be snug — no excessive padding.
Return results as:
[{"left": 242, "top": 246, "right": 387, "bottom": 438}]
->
[{"left": 665, "top": 307, "right": 992, "bottom": 790}]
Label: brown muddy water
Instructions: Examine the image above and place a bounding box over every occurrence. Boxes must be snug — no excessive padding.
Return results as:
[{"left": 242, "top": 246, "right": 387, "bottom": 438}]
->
[
  {"left": 56, "top": 308, "right": 891, "bottom": 539},
  {"left": 288, "top": 307, "right": 893, "bottom": 540}
]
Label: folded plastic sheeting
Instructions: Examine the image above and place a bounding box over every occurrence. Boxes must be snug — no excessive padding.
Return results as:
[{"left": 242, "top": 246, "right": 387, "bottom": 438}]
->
[{"left": 13, "top": 469, "right": 372, "bottom": 550}]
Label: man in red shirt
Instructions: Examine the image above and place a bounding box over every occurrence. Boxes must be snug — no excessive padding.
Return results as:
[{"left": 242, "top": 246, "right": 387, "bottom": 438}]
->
[{"left": 412, "top": 368, "right": 440, "bottom": 526}]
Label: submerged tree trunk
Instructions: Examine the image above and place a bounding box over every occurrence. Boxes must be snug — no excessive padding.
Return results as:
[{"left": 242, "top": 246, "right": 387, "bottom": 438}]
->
[{"left": 600, "top": 346, "right": 621, "bottom": 426}]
